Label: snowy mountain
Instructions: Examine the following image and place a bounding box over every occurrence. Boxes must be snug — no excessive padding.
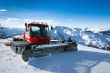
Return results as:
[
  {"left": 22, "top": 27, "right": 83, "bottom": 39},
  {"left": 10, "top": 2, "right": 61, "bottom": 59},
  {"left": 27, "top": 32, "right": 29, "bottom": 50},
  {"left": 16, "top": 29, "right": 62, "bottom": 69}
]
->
[
  {"left": 50, "top": 26, "right": 82, "bottom": 42},
  {"left": 50, "top": 26, "right": 110, "bottom": 50},
  {"left": 81, "top": 28, "right": 110, "bottom": 50},
  {"left": 0, "top": 27, "right": 24, "bottom": 39},
  {"left": 100, "top": 30, "right": 110, "bottom": 37}
]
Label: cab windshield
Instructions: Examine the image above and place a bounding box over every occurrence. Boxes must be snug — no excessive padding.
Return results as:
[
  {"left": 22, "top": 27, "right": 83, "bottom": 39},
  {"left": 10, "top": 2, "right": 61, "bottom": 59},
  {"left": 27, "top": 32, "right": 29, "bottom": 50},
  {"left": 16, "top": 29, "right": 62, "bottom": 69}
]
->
[{"left": 31, "top": 25, "right": 49, "bottom": 37}]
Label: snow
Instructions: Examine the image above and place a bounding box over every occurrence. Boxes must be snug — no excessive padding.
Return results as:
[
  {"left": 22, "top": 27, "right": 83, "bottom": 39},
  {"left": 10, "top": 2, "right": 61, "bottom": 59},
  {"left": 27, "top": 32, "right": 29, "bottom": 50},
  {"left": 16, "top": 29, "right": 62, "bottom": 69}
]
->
[
  {"left": 0, "top": 26, "right": 110, "bottom": 73},
  {"left": 50, "top": 26, "right": 82, "bottom": 42},
  {"left": 86, "top": 28, "right": 110, "bottom": 33},
  {"left": 50, "top": 26, "right": 110, "bottom": 50},
  {"left": 86, "top": 28, "right": 103, "bottom": 33},
  {"left": 0, "top": 39, "right": 110, "bottom": 73},
  {"left": 0, "top": 27, "right": 23, "bottom": 38}
]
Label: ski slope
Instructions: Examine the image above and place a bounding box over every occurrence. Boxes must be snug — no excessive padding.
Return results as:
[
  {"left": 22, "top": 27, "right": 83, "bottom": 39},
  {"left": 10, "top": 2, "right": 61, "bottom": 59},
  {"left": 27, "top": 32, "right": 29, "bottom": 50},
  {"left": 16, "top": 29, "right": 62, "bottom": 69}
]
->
[{"left": 0, "top": 39, "right": 110, "bottom": 73}]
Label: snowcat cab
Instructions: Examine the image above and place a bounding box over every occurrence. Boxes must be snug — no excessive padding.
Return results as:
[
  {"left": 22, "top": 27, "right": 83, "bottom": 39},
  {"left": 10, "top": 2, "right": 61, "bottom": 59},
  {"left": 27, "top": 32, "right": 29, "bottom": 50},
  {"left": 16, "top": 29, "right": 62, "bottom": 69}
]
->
[{"left": 24, "top": 22, "right": 50, "bottom": 43}]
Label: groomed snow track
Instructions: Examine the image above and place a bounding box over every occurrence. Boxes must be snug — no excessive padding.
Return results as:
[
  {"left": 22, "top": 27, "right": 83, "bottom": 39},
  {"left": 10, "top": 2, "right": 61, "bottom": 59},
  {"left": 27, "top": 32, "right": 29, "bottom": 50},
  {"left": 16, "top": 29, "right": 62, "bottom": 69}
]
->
[{"left": 0, "top": 39, "right": 110, "bottom": 73}]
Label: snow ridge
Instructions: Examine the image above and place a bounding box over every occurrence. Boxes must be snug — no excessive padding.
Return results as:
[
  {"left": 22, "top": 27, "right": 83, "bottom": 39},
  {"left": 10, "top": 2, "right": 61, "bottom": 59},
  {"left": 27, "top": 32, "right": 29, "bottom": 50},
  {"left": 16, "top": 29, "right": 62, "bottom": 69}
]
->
[
  {"left": 0, "top": 27, "right": 24, "bottom": 39},
  {"left": 50, "top": 26, "right": 110, "bottom": 50}
]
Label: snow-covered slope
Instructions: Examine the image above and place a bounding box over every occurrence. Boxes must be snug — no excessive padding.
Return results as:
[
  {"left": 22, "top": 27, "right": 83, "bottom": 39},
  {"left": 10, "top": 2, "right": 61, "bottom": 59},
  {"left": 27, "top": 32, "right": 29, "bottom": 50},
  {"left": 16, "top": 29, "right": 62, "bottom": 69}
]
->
[
  {"left": 50, "top": 26, "right": 110, "bottom": 50},
  {"left": 50, "top": 26, "right": 83, "bottom": 42},
  {"left": 0, "top": 27, "right": 24, "bottom": 38},
  {"left": 0, "top": 39, "right": 110, "bottom": 73},
  {"left": 81, "top": 28, "right": 110, "bottom": 50}
]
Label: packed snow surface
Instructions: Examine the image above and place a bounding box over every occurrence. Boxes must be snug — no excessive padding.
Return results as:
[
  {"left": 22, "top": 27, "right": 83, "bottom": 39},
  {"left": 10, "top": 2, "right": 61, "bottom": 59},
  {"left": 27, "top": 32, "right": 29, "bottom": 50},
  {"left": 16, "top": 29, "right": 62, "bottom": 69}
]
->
[{"left": 0, "top": 39, "right": 110, "bottom": 73}]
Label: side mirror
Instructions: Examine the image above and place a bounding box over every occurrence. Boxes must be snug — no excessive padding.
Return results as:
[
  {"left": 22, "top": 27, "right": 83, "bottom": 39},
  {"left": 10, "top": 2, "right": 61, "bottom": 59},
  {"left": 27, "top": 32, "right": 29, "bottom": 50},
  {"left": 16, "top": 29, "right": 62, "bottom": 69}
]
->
[
  {"left": 51, "top": 26, "right": 53, "bottom": 30},
  {"left": 25, "top": 23, "right": 27, "bottom": 31}
]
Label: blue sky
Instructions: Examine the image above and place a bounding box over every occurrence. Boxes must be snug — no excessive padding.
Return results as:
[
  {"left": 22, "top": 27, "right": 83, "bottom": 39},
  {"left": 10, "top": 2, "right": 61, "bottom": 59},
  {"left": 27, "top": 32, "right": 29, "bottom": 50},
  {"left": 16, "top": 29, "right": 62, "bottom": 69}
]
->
[{"left": 0, "top": 0, "right": 110, "bottom": 28}]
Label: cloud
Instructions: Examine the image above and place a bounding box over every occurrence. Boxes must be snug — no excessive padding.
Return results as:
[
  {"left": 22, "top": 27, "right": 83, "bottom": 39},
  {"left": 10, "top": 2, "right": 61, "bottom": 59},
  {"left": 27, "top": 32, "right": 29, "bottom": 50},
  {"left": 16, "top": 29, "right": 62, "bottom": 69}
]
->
[
  {"left": 6, "top": 18, "right": 20, "bottom": 21},
  {"left": 0, "top": 18, "right": 24, "bottom": 28},
  {"left": 0, "top": 18, "right": 63, "bottom": 28},
  {"left": 0, "top": 9, "right": 7, "bottom": 12},
  {"left": 0, "top": 18, "right": 59, "bottom": 28}
]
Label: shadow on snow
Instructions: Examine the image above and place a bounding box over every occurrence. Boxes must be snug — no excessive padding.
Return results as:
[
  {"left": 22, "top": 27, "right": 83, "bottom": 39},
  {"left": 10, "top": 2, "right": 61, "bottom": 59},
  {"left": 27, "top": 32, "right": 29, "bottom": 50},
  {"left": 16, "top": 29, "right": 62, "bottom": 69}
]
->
[{"left": 28, "top": 50, "right": 110, "bottom": 73}]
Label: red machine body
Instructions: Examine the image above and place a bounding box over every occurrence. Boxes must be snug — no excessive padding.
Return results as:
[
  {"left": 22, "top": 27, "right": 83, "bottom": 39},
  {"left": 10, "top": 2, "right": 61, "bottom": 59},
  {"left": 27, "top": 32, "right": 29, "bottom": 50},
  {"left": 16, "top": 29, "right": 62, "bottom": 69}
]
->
[{"left": 24, "top": 22, "right": 50, "bottom": 43}]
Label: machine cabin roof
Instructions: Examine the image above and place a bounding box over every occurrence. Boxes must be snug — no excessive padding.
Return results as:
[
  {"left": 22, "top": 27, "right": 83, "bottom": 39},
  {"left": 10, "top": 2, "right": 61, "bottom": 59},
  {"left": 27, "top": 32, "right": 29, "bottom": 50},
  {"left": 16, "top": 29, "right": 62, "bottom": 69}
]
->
[{"left": 25, "top": 22, "right": 48, "bottom": 27}]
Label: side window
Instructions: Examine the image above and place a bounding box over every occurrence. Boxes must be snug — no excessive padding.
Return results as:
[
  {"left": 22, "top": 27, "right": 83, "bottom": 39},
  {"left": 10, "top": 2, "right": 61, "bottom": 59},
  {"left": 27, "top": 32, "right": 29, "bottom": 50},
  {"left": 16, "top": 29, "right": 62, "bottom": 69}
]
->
[
  {"left": 31, "top": 26, "right": 40, "bottom": 37},
  {"left": 26, "top": 27, "right": 30, "bottom": 36},
  {"left": 40, "top": 27, "right": 48, "bottom": 34},
  {"left": 44, "top": 27, "right": 49, "bottom": 37}
]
